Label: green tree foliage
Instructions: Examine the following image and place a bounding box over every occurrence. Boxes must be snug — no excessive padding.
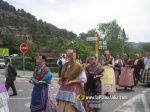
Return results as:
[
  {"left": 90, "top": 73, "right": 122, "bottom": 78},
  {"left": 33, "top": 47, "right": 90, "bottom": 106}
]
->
[
  {"left": 0, "top": 0, "right": 77, "bottom": 56},
  {"left": 26, "top": 43, "right": 38, "bottom": 60},
  {"left": 0, "top": 34, "right": 25, "bottom": 54},
  {"left": 81, "top": 20, "right": 139, "bottom": 60},
  {"left": 60, "top": 39, "right": 93, "bottom": 62},
  {"left": 140, "top": 42, "right": 150, "bottom": 53},
  {"left": 97, "top": 20, "right": 121, "bottom": 39}
]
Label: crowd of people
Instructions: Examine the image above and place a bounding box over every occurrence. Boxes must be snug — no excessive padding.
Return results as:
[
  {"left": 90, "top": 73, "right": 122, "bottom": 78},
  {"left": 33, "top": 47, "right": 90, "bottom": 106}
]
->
[{"left": 0, "top": 49, "right": 149, "bottom": 112}]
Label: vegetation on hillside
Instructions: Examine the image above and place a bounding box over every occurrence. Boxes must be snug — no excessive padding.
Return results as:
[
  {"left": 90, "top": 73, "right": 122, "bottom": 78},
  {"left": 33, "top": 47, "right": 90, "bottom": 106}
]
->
[{"left": 0, "top": 0, "right": 149, "bottom": 62}]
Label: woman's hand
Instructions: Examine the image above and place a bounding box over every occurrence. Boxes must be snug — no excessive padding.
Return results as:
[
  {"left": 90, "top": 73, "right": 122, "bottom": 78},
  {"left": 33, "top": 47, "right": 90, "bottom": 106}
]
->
[
  {"left": 48, "top": 81, "right": 51, "bottom": 84},
  {"left": 115, "top": 67, "right": 119, "bottom": 70},
  {"left": 57, "top": 79, "right": 62, "bottom": 85},
  {"left": 93, "top": 75, "right": 103, "bottom": 79},
  {"left": 108, "top": 64, "right": 112, "bottom": 67},
  {"left": 65, "top": 80, "right": 73, "bottom": 85},
  {"left": 28, "top": 79, "right": 33, "bottom": 84}
]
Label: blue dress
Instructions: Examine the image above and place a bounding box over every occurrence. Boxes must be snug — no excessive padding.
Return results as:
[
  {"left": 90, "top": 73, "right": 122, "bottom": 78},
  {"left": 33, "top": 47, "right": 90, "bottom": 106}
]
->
[{"left": 30, "top": 65, "right": 52, "bottom": 112}]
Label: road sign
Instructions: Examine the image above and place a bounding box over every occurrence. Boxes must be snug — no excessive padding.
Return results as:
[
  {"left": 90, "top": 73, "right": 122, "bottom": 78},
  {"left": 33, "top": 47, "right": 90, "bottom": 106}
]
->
[
  {"left": 0, "top": 48, "right": 9, "bottom": 55},
  {"left": 99, "top": 41, "right": 102, "bottom": 45},
  {"left": 86, "top": 37, "right": 98, "bottom": 41},
  {"left": 99, "top": 46, "right": 103, "bottom": 49},
  {"left": 103, "top": 45, "right": 107, "bottom": 49},
  {"left": 103, "top": 41, "right": 107, "bottom": 45},
  {"left": 20, "top": 43, "right": 28, "bottom": 53},
  {"left": 99, "top": 45, "right": 107, "bottom": 49}
]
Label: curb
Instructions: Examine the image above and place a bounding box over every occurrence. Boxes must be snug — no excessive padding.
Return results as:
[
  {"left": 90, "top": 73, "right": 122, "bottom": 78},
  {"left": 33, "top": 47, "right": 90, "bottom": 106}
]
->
[{"left": 0, "top": 74, "right": 59, "bottom": 80}]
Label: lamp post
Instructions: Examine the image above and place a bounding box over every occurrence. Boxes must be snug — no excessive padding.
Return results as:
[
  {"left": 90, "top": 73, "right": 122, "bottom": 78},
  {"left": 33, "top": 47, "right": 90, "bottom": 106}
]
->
[
  {"left": 95, "top": 33, "right": 99, "bottom": 60},
  {"left": 121, "top": 28, "right": 126, "bottom": 61}
]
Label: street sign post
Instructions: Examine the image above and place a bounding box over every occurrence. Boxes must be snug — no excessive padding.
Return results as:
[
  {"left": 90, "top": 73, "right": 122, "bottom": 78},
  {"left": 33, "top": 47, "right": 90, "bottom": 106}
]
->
[
  {"left": 86, "top": 37, "right": 98, "bottom": 41},
  {"left": 20, "top": 43, "right": 28, "bottom": 75},
  {"left": 86, "top": 36, "right": 99, "bottom": 60}
]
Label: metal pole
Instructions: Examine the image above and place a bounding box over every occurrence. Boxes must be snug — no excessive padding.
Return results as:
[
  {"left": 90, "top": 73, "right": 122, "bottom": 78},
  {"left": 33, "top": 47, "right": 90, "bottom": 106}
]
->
[
  {"left": 23, "top": 53, "right": 25, "bottom": 75},
  {"left": 122, "top": 36, "right": 124, "bottom": 60},
  {"left": 96, "top": 36, "right": 99, "bottom": 60}
]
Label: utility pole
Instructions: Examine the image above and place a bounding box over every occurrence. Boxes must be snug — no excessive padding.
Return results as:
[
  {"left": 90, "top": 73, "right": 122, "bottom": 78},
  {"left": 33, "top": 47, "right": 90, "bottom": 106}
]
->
[{"left": 122, "top": 28, "right": 126, "bottom": 60}]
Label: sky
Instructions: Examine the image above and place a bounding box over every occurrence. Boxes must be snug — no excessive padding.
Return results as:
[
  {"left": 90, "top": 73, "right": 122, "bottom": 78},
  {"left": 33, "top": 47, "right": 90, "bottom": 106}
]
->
[{"left": 4, "top": 0, "right": 150, "bottom": 43}]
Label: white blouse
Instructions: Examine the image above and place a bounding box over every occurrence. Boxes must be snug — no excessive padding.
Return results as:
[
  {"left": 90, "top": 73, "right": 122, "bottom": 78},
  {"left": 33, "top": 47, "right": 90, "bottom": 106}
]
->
[
  {"left": 75, "top": 71, "right": 87, "bottom": 87},
  {"left": 144, "top": 57, "right": 150, "bottom": 69}
]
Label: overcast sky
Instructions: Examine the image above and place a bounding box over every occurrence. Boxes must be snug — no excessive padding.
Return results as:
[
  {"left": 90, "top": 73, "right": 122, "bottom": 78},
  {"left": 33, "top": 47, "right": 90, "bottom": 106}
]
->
[{"left": 4, "top": 0, "right": 150, "bottom": 43}]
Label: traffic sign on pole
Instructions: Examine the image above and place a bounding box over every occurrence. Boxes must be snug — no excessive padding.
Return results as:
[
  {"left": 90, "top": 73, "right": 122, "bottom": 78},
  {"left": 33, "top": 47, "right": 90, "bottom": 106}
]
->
[
  {"left": 86, "top": 37, "right": 98, "bottom": 41},
  {"left": 20, "top": 43, "right": 28, "bottom": 53},
  {"left": 20, "top": 43, "right": 28, "bottom": 75}
]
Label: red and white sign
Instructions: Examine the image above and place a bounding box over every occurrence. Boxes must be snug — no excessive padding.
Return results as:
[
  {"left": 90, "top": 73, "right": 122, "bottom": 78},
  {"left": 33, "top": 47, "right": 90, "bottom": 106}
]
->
[{"left": 20, "top": 43, "right": 28, "bottom": 53}]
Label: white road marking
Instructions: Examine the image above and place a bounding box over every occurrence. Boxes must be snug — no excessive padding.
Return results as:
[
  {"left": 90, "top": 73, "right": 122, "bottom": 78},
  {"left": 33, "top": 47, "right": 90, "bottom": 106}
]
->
[
  {"left": 8, "top": 90, "right": 24, "bottom": 94},
  {"left": 113, "top": 88, "right": 150, "bottom": 112},
  {"left": 9, "top": 97, "right": 31, "bottom": 100},
  {"left": 24, "top": 102, "right": 30, "bottom": 108},
  {"left": 141, "top": 89, "right": 150, "bottom": 112}
]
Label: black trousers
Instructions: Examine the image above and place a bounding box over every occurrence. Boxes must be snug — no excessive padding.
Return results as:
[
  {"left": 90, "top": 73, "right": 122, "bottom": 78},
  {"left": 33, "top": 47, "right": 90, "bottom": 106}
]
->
[
  {"left": 5, "top": 78, "right": 17, "bottom": 94},
  {"left": 58, "top": 66, "right": 62, "bottom": 78},
  {"left": 134, "top": 69, "right": 140, "bottom": 81}
]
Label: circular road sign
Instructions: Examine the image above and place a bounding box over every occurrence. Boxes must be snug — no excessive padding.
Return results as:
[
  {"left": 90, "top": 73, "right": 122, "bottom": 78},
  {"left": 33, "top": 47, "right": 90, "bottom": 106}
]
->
[{"left": 20, "top": 43, "right": 28, "bottom": 53}]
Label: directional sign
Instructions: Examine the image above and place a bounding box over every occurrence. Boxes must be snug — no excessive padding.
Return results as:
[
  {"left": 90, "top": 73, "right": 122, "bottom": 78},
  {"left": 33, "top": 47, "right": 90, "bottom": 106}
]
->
[
  {"left": 0, "top": 48, "right": 9, "bottom": 55},
  {"left": 103, "top": 41, "right": 107, "bottom": 45},
  {"left": 99, "top": 46, "right": 107, "bottom": 49},
  {"left": 103, "top": 45, "right": 107, "bottom": 49},
  {"left": 99, "top": 46, "right": 103, "bottom": 49},
  {"left": 86, "top": 37, "right": 98, "bottom": 41},
  {"left": 99, "top": 41, "right": 102, "bottom": 45}
]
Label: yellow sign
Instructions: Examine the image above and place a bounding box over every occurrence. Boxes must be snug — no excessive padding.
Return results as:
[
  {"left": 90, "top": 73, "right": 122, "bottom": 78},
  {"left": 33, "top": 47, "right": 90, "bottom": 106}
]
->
[{"left": 0, "top": 48, "right": 9, "bottom": 55}]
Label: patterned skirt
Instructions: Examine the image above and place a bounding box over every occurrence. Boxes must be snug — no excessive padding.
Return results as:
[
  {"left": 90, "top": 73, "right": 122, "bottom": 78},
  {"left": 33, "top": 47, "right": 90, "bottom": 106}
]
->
[
  {"left": 85, "top": 77, "right": 104, "bottom": 109},
  {"left": 115, "top": 70, "right": 119, "bottom": 85},
  {"left": 30, "top": 84, "right": 48, "bottom": 112},
  {"left": 119, "top": 67, "right": 135, "bottom": 87},
  {"left": 46, "top": 87, "right": 57, "bottom": 112},
  {"left": 139, "top": 68, "right": 150, "bottom": 84},
  {"left": 56, "top": 82, "right": 90, "bottom": 112},
  {"left": 0, "top": 84, "right": 9, "bottom": 112}
]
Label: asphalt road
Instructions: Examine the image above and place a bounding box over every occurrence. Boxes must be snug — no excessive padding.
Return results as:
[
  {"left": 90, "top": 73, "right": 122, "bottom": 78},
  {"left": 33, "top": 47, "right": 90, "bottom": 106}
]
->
[{"left": 0, "top": 74, "right": 150, "bottom": 112}]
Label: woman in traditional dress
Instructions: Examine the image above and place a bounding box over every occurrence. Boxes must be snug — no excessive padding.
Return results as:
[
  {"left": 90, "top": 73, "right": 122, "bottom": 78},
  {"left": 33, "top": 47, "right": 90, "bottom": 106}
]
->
[
  {"left": 140, "top": 52, "right": 150, "bottom": 85},
  {"left": 28, "top": 55, "right": 57, "bottom": 112},
  {"left": 101, "top": 50, "right": 116, "bottom": 96},
  {"left": 0, "top": 83, "right": 9, "bottom": 112},
  {"left": 56, "top": 49, "right": 90, "bottom": 112},
  {"left": 84, "top": 55, "right": 104, "bottom": 110},
  {"left": 114, "top": 55, "right": 123, "bottom": 85},
  {"left": 119, "top": 53, "right": 135, "bottom": 90}
]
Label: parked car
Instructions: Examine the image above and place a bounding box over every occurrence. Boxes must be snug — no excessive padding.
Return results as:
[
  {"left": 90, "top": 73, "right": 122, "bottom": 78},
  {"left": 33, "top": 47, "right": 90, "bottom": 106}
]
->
[
  {"left": 10, "top": 54, "right": 18, "bottom": 57},
  {"left": 0, "top": 59, "right": 5, "bottom": 68}
]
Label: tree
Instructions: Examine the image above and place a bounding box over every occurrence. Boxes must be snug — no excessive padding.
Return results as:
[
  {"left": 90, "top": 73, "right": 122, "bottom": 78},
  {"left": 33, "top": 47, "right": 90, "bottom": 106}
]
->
[
  {"left": 60, "top": 39, "right": 93, "bottom": 61},
  {"left": 0, "top": 34, "right": 25, "bottom": 55},
  {"left": 26, "top": 43, "right": 37, "bottom": 60},
  {"left": 140, "top": 42, "right": 150, "bottom": 53},
  {"left": 97, "top": 20, "right": 121, "bottom": 39}
]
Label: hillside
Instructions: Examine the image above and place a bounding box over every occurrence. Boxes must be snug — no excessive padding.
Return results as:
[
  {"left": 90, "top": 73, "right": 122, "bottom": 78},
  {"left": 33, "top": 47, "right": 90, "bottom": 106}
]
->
[
  {"left": 128, "top": 42, "right": 140, "bottom": 48},
  {"left": 0, "top": 0, "right": 77, "bottom": 55}
]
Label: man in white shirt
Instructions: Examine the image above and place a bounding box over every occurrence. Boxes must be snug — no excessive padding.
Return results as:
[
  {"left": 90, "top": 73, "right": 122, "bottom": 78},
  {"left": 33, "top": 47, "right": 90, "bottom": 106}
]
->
[{"left": 57, "top": 56, "right": 63, "bottom": 78}]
